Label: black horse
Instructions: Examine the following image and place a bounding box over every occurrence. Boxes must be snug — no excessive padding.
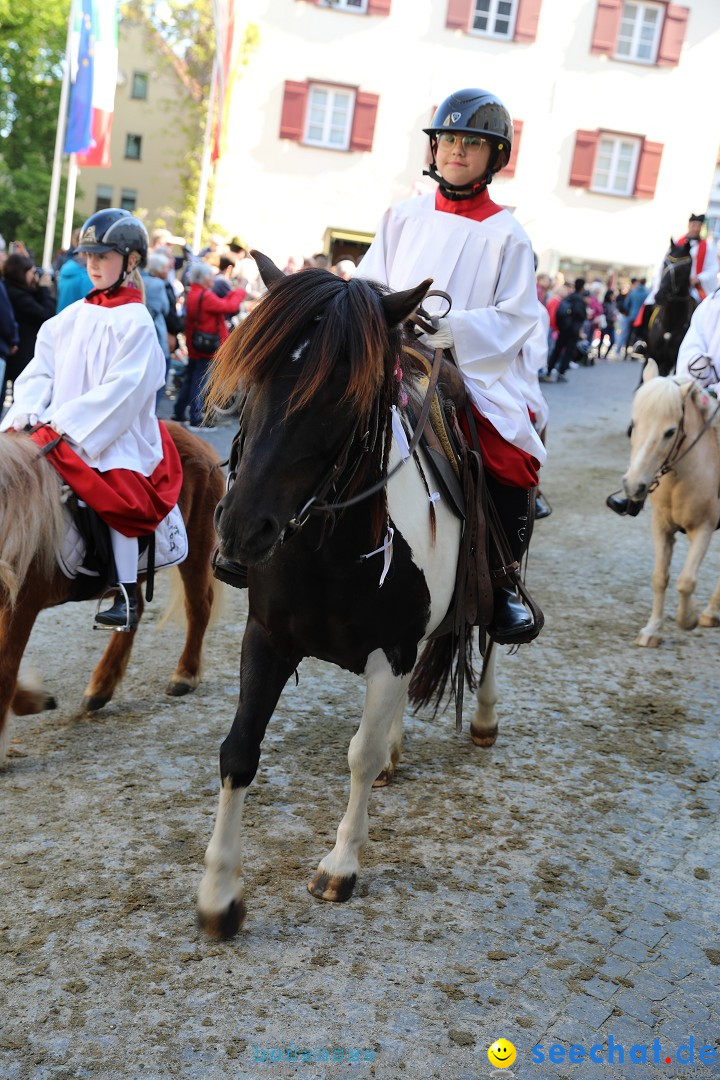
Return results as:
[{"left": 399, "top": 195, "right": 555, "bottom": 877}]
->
[
  {"left": 634, "top": 239, "right": 695, "bottom": 377},
  {"left": 196, "top": 254, "right": 507, "bottom": 938}
]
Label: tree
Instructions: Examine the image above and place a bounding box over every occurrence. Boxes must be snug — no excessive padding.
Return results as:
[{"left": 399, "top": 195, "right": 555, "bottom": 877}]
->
[{"left": 0, "top": 0, "right": 73, "bottom": 259}]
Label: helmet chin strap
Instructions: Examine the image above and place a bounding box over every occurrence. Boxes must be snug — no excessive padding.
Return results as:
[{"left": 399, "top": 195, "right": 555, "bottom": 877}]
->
[
  {"left": 424, "top": 140, "right": 498, "bottom": 201},
  {"left": 87, "top": 253, "right": 133, "bottom": 299}
]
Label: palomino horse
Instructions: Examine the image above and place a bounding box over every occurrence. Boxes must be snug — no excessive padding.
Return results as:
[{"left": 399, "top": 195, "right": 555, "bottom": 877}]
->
[
  {"left": 622, "top": 359, "right": 720, "bottom": 646},
  {"left": 197, "top": 255, "right": 503, "bottom": 938},
  {"left": 633, "top": 239, "right": 695, "bottom": 377},
  {"left": 0, "top": 422, "right": 225, "bottom": 765}
]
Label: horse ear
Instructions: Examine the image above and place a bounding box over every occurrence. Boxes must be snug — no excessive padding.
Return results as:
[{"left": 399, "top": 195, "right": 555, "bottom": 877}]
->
[
  {"left": 679, "top": 378, "right": 695, "bottom": 400},
  {"left": 250, "top": 250, "right": 285, "bottom": 288},
  {"left": 380, "top": 279, "right": 433, "bottom": 327},
  {"left": 643, "top": 358, "right": 659, "bottom": 383}
]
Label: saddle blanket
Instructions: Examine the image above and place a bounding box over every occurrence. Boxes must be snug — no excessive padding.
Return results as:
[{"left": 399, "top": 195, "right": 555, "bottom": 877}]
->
[{"left": 57, "top": 500, "right": 188, "bottom": 580}]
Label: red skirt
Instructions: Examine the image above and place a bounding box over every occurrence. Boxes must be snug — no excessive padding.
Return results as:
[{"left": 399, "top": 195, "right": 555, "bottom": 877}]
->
[
  {"left": 30, "top": 422, "right": 183, "bottom": 537},
  {"left": 459, "top": 404, "right": 539, "bottom": 488}
]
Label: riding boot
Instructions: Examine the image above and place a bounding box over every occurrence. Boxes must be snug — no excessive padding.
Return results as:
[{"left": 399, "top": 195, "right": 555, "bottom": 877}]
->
[
  {"left": 95, "top": 583, "right": 139, "bottom": 630},
  {"left": 487, "top": 481, "right": 536, "bottom": 645},
  {"left": 606, "top": 494, "right": 644, "bottom": 517}
]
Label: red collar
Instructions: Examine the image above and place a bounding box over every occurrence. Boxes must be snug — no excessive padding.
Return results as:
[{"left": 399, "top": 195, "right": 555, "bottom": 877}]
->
[
  {"left": 435, "top": 187, "right": 504, "bottom": 222},
  {"left": 84, "top": 285, "right": 144, "bottom": 308}
]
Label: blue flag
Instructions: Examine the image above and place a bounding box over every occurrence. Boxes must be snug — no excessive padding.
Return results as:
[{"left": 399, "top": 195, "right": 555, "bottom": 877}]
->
[{"left": 64, "top": 0, "right": 96, "bottom": 154}]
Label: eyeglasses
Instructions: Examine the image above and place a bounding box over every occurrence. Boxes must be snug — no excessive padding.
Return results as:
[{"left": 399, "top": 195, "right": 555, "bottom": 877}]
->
[{"left": 436, "top": 133, "right": 488, "bottom": 151}]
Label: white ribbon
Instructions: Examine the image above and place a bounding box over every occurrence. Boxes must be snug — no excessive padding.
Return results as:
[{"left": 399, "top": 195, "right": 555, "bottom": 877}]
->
[
  {"left": 391, "top": 405, "right": 411, "bottom": 461},
  {"left": 361, "top": 526, "right": 394, "bottom": 587}
]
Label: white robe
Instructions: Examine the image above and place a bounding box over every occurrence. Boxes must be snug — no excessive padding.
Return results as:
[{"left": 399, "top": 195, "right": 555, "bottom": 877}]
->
[
  {"left": 676, "top": 288, "right": 720, "bottom": 393},
  {"left": 512, "top": 302, "right": 550, "bottom": 434},
  {"left": 646, "top": 237, "right": 719, "bottom": 306},
  {"left": 0, "top": 299, "right": 166, "bottom": 475},
  {"left": 356, "top": 194, "right": 546, "bottom": 465}
]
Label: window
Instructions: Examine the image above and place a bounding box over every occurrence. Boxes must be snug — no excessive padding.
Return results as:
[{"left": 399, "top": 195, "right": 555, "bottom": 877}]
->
[
  {"left": 591, "top": 134, "right": 641, "bottom": 195},
  {"left": 95, "top": 184, "right": 113, "bottom": 212},
  {"left": 304, "top": 85, "right": 355, "bottom": 150},
  {"left": 120, "top": 189, "right": 137, "bottom": 212},
  {"left": 615, "top": 1, "right": 663, "bottom": 62},
  {"left": 471, "top": 0, "right": 517, "bottom": 38},
  {"left": 131, "top": 71, "right": 149, "bottom": 99},
  {"left": 125, "top": 133, "right": 142, "bottom": 160},
  {"left": 306, "top": 0, "right": 391, "bottom": 13},
  {"left": 322, "top": 0, "right": 367, "bottom": 10}
]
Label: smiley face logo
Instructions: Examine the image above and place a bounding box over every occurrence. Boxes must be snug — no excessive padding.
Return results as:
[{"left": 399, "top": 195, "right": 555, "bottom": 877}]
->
[{"left": 488, "top": 1039, "right": 517, "bottom": 1068}]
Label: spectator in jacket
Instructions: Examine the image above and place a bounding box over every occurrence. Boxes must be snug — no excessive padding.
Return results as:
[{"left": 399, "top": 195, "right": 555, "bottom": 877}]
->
[
  {"left": 0, "top": 255, "right": 19, "bottom": 407},
  {"left": 541, "top": 278, "right": 587, "bottom": 382},
  {"left": 171, "top": 261, "right": 245, "bottom": 429},
  {"left": 56, "top": 249, "right": 93, "bottom": 312},
  {"left": 3, "top": 254, "right": 56, "bottom": 397}
]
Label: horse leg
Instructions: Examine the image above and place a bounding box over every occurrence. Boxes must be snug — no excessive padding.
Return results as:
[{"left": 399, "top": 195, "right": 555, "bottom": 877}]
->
[
  {"left": 470, "top": 641, "right": 499, "bottom": 747},
  {"left": 0, "top": 601, "right": 42, "bottom": 766},
  {"left": 308, "top": 649, "right": 410, "bottom": 903},
  {"left": 83, "top": 591, "right": 145, "bottom": 711},
  {"left": 372, "top": 689, "right": 406, "bottom": 787},
  {"left": 698, "top": 571, "right": 720, "bottom": 628},
  {"left": 197, "top": 617, "right": 299, "bottom": 939},
  {"left": 636, "top": 518, "right": 674, "bottom": 647},
  {"left": 675, "top": 524, "right": 714, "bottom": 630},
  {"left": 166, "top": 556, "right": 215, "bottom": 696}
]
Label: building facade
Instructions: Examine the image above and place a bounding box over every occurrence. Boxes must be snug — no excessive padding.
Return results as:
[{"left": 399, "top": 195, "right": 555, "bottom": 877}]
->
[
  {"left": 74, "top": 20, "right": 201, "bottom": 231},
  {"left": 212, "top": 0, "right": 719, "bottom": 280}
]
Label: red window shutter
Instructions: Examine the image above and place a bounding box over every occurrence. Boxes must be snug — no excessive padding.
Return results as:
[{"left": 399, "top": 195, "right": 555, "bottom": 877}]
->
[
  {"left": 446, "top": 0, "right": 473, "bottom": 30},
  {"left": 514, "top": 0, "right": 542, "bottom": 43},
  {"left": 590, "top": 0, "right": 622, "bottom": 55},
  {"left": 634, "top": 140, "right": 663, "bottom": 198},
  {"left": 279, "top": 81, "right": 308, "bottom": 141},
  {"left": 349, "top": 92, "right": 379, "bottom": 152},
  {"left": 367, "top": 0, "right": 392, "bottom": 13},
  {"left": 569, "top": 130, "right": 599, "bottom": 187},
  {"left": 656, "top": 4, "right": 689, "bottom": 67},
  {"left": 503, "top": 120, "right": 523, "bottom": 178}
]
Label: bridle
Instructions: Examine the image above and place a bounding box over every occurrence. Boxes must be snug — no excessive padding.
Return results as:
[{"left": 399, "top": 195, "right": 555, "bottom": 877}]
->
[
  {"left": 647, "top": 376, "right": 720, "bottom": 492},
  {"left": 225, "top": 291, "right": 452, "bottom": 537},
  {"left": 656, "top": 250, "right": 691, "bottom": 302}
]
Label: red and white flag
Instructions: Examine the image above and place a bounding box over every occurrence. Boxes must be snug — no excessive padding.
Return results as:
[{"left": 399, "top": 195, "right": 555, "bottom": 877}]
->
[{"left": 76, "top": 0, "right": 118, "bottom": 168}]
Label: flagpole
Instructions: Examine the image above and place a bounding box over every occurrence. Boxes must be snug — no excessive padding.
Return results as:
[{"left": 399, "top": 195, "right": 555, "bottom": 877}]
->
[
  {"left": 43, "top": 0, "right": 77, "bottom": 268},
  {"left": 62, "top": 155, "right": 79, "bottom": 251},
  {"left": 193, "top": 57, "right": 218, "bottom": 255}
]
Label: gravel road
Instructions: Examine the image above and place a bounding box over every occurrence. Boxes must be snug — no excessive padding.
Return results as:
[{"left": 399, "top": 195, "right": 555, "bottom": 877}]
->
[{"left": 1, "top": 359, "right": 719, "bottom": 1080}]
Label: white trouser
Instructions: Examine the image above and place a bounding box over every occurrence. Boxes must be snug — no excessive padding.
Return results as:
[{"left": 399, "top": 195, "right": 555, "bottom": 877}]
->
[{"left": 109, "top": 529, "right": 139, "bottom": 584}]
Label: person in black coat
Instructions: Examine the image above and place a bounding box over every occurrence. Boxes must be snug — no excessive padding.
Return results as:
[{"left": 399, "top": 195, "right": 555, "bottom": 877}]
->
[{"left": 3, "top": 254, "right": 56, "bottom": 393}]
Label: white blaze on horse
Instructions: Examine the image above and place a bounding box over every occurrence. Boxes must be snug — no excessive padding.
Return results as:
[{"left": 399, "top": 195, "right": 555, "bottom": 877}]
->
[
  {"left": 623, "top": 358, "right": 720, "bottom": 646},
  {"left": 197, "top": 253, "right": 505, "bottom": 939}
]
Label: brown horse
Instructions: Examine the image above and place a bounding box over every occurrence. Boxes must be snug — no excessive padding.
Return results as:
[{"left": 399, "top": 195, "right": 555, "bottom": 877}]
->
[{"left": 0, "top": 421, "right": 225, "bottom": 765}]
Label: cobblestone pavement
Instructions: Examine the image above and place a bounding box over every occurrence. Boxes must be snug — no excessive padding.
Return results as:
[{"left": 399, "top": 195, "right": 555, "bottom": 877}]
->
[{"left": 1, "top": 360, "right": 719, "bottom": 1080}]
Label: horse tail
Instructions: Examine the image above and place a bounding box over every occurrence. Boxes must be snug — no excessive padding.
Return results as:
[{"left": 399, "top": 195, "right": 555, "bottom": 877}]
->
[
  {"left": 0, "top": 435, "right": 64, "bottom": 607},
  {"left": 156, "top": 567, "right": 227, "bottom": 631},
  {"left": 408, "top": 630, "right": 477, "bottom": 718}
]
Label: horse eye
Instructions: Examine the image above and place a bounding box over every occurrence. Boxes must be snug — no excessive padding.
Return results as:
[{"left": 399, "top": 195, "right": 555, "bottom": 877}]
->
[{"left": 664, "top": 427, "right": 676, "bottom": 439}]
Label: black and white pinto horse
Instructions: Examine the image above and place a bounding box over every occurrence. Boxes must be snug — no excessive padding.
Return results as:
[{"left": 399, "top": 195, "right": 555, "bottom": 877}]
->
[
  {"left": 197, "top": 254, "right": 501, "bottom": 938},
  {"left": 635, "top": 239, "right": 695, "bottom": 377}
]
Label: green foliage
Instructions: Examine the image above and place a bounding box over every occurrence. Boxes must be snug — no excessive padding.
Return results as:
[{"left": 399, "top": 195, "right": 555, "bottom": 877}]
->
[{"left": 0, "top": 0, "right": 74, "bottom": 258}]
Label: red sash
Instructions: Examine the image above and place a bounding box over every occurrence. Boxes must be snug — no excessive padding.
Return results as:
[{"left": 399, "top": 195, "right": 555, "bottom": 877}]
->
[
  {"left": 678, "top": 235, "right": 707, "bottom": 299},
  {"left": 435, "top": 187, "right": 504, "bottom": 222},
  {"left": 459, "top": 405, "right": 539, "bottom": 488},
  {"left": 29, "top": 422, "right": 183, "bottom": 537}
]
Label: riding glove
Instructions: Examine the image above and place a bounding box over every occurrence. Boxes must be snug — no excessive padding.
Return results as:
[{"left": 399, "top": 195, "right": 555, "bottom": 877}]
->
[
  {"left": 10, "top": 413, "right": 39, "bottom": 430},
  {"left": 422, "top": 317, "right": 454, "bottom": 350}
]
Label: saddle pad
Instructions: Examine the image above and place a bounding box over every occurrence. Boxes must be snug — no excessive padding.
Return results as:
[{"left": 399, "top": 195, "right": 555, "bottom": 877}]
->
[{"left": 57, "top": 503, "right": 188, "bottom": 580}]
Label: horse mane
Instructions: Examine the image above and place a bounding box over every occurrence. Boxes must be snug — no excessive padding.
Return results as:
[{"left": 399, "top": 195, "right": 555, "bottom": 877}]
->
[
  {"left": 0, "top": 435, "right": 65, "bottom": 606},
  {"left": 206, "top": 269, "right": 399, "bottom": 421}
]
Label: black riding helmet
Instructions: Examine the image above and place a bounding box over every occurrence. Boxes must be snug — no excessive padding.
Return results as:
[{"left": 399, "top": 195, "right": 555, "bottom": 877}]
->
[
  {"left": 423, "top": 88, "right": 513, "bottom": 199},
  {"left": 77, "top": 208, "right": 149, "bottom": 293}
]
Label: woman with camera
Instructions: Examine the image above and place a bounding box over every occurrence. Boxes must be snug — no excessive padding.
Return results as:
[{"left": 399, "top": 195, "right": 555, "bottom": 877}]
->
[
  {"left": 2, "top": 253, "right": 56, "bottom": 400},
  {"left": 171, "top": 261, "right": 245, "bottom": 430}
]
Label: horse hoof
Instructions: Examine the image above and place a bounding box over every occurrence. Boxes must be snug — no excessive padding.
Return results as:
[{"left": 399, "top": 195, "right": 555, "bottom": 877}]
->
[
  {"left": 44, "top": 695, "right": 57, "bottom": 711},
  {"left": 470, "top": 724, "right": 498, "bottom": 747},
  {"left": 165, "top": 679, "right": 195, "bottom": 697},
  {"left": 197, "top": 898, "right": 247, "bottom": 940},
  {"left": 372, "top": 765, "right": 395, "bottom": 787},
  {"left": 307, "top": 870, "right": 356, "bottom": 903},
  {"left": 83, "top": 694, "right": 110, "bottom": 712},
  {"left": 635, "top": 633, "right": 661, "bottom": 648},
  {"left": 698, "top": 613, "right": 720, "bottom": 628}
]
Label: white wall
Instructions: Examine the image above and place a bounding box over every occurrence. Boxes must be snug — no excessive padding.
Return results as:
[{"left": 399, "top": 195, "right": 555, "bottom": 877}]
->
[{"left": 213, "top": 0, "right": 720, "bottom": 274}]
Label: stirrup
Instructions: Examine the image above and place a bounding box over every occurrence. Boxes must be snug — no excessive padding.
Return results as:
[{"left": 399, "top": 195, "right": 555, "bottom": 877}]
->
[{"left": 94, "top": 584, "right": 137, "bottom": 633}]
